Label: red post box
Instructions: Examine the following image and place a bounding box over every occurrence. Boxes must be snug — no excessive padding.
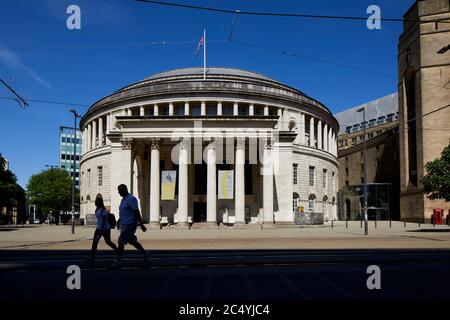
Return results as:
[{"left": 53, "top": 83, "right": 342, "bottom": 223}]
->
[{"left": 433, "top": 208, "right": 443, "bottom": 225}]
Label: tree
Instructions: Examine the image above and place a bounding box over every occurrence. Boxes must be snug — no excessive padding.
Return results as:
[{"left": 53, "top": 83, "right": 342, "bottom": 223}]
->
[
  {"left": 0, "top": 155, "right": 20, "bottom": 217},
  {"left": 27, "top": 168, "right": 74, "bottom": 223},
  {"left": 422, "top": 144, "right": 450, "bottom": 202}
]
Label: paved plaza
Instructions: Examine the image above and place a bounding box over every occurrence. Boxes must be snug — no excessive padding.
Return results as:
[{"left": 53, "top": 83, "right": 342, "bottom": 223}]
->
[{"left": 1, "top": 221, "right": 449, "bottom": 251}]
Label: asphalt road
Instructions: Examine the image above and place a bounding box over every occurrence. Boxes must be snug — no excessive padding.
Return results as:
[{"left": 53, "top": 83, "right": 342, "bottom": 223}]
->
[{"left": 1, "top": 249, "right": 450, "bottom": 301}]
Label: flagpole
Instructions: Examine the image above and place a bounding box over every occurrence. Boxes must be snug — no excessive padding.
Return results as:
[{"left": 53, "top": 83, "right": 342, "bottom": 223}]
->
[{"left": 203, "top": 29, "right": 206, "bottom": 81}]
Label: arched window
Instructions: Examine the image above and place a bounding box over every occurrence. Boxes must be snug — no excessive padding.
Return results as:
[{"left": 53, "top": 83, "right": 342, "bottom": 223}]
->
[
  {"left": 86, "top": 195, "right": 91, "bottom": 202},
  {"left": 322, "top": 195, "right": 328, "bottom": 214},
  {"left": 308, "top": 194, "right": 316, "bottom": 212},
  {"left": 293, "top": 193, "right": 300, "bottom": 212},
  {"left": 96, "top": 193, "right": 103, "bottom": 200},
  {"left": 345, "top": 199, "right": 351, "bottom": 220}
]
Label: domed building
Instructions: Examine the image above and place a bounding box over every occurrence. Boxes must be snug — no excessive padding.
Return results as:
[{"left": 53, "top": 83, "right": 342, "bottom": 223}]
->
[{"left": 79, "top": 67, "right": 339, "bottom": 227}]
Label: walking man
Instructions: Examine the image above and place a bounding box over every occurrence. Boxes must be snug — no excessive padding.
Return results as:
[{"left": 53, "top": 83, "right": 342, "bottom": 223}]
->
[{"left": 112, "top": 184, "right": 148, "bottom": 266}]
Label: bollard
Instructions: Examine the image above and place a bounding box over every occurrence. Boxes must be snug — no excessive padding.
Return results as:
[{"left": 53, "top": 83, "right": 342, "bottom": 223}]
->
[
  {"left": 404, "top": 221, "right": 406, "bottom": 228},
  {"left": 331, "top": 220, "right": 334, "bottom": 228},
  {"left": 389, "top": 220, "right": 392, "bottom": 228},
  {"left": 346, "top": 220, "right": 348, "bottom": 229},
  {"left": 375, "top": 219, "right": 377, "bottom": 228},
  {"left": 360, "top": 220, "right": 362, "bottom": 228}
]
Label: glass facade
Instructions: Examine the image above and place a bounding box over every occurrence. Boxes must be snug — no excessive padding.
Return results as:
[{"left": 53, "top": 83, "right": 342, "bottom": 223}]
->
[{"left": 59, "top": 126, "right": 82, "bottom": 187}]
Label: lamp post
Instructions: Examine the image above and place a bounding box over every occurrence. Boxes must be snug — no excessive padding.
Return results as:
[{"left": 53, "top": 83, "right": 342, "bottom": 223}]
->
[
  {"left": 357, "top": 107, "right": 368, "bottom": 236},
  {"left": 69, "top": 109, "right": 81, "bottom": 234}
]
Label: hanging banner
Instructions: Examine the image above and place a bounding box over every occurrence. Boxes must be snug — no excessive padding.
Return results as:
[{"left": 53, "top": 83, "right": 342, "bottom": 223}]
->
[
  {"left": 161, "top": 170, "right": 177, "bottom": 200},
  {"left": 218, "top": 170, "right": 234, "bottom": 199}
]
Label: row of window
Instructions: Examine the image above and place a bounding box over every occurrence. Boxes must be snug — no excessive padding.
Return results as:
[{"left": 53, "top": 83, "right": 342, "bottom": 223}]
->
[
  {"left": 61, "top": 137, "right": 82, "bottom": 144},
  {"left": 293, "top": 164, "right": 336, "bottom": 189},
  {"left": 345, "top": 113, "right": 398, "bottom": 134},
  {"left": 81, "top": 166, "right": 103, "bottom": 188},
  {"left": 61, "top": 154, "right": 81, "bottom": 161}
]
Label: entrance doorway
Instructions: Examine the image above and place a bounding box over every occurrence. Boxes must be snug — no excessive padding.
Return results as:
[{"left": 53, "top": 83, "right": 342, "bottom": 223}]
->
[{"left": 193, "top": 202, "right": 207, "bottom": 223}]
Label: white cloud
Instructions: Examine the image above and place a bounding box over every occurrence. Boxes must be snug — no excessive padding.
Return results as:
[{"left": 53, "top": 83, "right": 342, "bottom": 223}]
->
[{"left": 0, "top": 47, "right": 57, "bottom": 92}]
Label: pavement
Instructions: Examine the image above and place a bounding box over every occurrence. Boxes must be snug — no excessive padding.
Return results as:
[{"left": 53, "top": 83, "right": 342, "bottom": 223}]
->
[
  {"left": 1, "top": 221, "right": 450, "bottom": 251},
  {"left": 1, "top": 222, "right": 450, "bottom": 301}
]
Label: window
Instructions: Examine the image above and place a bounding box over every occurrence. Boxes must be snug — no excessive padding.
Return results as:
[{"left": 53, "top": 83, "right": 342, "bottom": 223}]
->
[
  {"left": 293, "top": 164, "right": 298, "bottom": 185},
  {"left": 87, "top": 169, "right": 91, "bottom": 187},
  {"left": 222, "top": 104, "right": 233, "bottom": 116},
  {"left": 377, "top": 116, "right": 385, "bottom": 125},
  {"left": 174, "top": 105, "right": 184, "bottom": 116},
  {"left": 352, "top": 137, "right": 357, "bottom": 145},
  {"left": 254, "top": 107, "right": 263, "bottom": 116},
  {"left": 323, "top": 169, "right": 327, "bottom": 188},
  {"left": 352, "top": 124, "right": 360, "bottom": 132},
  {"left": 359, "top": 135, "right": 365, "bottom": 143},
  {"left": 345, "top": 126, "right": 352, "bottom": 134},
  {"left": 309, "top": 166, "right": 315, "bottom": 187},
  {"left": 160, "top": 106, "right": 169, "bottom": 116},
  {"left": 61, "top": 154, "right": 65, "bottom": 160},
  {"left": 191, "top": 105, "right": 201, "bottom": 116},
  {"left": 368, "top": 132, "right": 374, "bottom": 139},
  {"left": 98, "top": 166, "right": 103, "bottom": 186},
  {"left": 345, "top": 167, "right": 349, "bottom": 176},
  {"left": 386, "top": 113, "right": 394, "bottom": 122},
  {"left": 238, "top": 106, "right": 248, "bottom": 116},
  {"left": 206, "top": 103, "right": 217, "bottom": 116},
  {"left": 369, "top": 119, "right": 376, "bottom": 128},
  {"left": 332, "top": 172, "right": 335, "bottom": 190},
  {"left": 308, "top": 194, "right": 316, "bottom": 212}
]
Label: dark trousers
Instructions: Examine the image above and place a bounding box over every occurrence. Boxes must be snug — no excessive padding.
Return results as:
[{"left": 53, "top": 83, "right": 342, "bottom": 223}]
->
[{"left": 90, "top": 229, "right": 118, "bottom": 258}]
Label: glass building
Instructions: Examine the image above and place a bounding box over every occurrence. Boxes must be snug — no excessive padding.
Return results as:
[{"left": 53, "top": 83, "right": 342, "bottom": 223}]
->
[{"left": 59, "top": 126, "right": 82, "bottom": 187}]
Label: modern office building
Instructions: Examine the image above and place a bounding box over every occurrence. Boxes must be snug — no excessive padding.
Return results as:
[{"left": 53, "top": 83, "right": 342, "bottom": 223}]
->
[
  {"left": 79, "top": 67, "right": 340, "bottom": 227},
  {"left": 59, "top": 126, "right": 82, "bottom": 187}
]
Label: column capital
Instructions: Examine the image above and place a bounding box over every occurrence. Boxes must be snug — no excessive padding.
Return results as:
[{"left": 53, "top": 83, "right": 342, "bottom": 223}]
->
[
  {"left": 206, "top": 138, "right": 216, "bottom": 150},
  {"left": 120, "top": 138, "right": 133, "bottom": 150},
  {"left": 149, "top": 138, "right": 161, "bottom": 150},
  {"left": 263, "top": 137, "right": 272, "bottom": 149},
  {"left": 236, "top": 137, "right": 246, "bottom": 150}
]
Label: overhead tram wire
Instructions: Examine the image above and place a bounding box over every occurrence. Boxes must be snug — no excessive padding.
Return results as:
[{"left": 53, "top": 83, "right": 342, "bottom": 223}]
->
[
  {"left": 0, "top": 96, "right": 89, "bottom": 108},
  {"left": 133, "top": 0, "right": 450, "bottom": 24}
]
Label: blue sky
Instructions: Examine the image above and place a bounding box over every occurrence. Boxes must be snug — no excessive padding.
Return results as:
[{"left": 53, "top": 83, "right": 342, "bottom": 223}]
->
[{"left": 0, "top": 0, "right": 415, "bottom": 187}]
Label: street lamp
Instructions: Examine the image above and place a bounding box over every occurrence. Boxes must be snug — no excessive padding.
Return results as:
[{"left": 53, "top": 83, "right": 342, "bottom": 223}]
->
[
  {"left": 357, "top": 107, "right": 368, "bottom": 236},
  {"left": 69, "top": 109, "right": 81, "bottom": 235}
]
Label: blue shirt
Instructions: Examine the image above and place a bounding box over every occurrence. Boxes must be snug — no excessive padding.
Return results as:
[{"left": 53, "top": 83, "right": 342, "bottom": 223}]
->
[
  {"left": 95, "top": 208, "right": 110, "bottom": 230},
  {"left": 119, "top": 193, "right": 139, "bottom": 225}
]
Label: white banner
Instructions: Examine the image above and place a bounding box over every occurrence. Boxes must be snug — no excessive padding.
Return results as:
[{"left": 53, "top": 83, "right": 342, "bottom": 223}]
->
[{"left": 218, "top": 170, "right": 234, "bottom": 199}]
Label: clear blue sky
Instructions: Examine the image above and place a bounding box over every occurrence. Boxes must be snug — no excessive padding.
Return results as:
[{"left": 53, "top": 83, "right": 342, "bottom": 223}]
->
[{"left": 0, "top": 0, "right": 415, "bottom": 188}]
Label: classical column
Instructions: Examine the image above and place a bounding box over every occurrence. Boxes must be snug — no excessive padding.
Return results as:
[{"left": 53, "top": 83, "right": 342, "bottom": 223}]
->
[
  {"left": 149, "top": 138, "right": 161, "bottom": 228},
  {"left": 309, "top": 117, "right": 315, "bottom": 147},
  {"left": 184, "top": 102, "right": 189, "bottom": 116},
  {"left": 249, "top": 104, "right": 254, "bottom": 116},
  {"left": 264, "top": 105, "right": 269, "bottom": 116},
  {"left": 98, "top": 117, "right": 104, "bottom": 147},
  {"left": 323, "top": 123, "right": 328, "bottom": 152},
  {"left": 235, "top": 137, "right": 245, "bottom": 225},
  {"left": 317, "top": 120, "right": 322, "bottom": 150},
  {"left": 169, "top": 103, "right": 174, "bottom": 116},
  {"left": 92, "top": 120, "right": 97, "bottom": 150},
  {"left": 299, "top": 113, "right": 305, "bottom": 145},
  {"left": 332, "top": 131, "right": 336, "bottom": 156},
  {"left": 217, "top": 102, "right": 222, "bottom": 116},
  {"left": 110, "top": 137, "right": 133, "bottom": 217},
  {"left": 154, "top": 104, "right": 159, "bottom": 116},
  {"left": 328, "top": 127, "right": 333, "bottom": 154},
  {"left": 87, "top": 123, "right": 92, "bottom": 151},
  {"left": 140, "top": 106, "right": 145, "bottom": 116},
  {"left": 262, "top": 138, "right": 274, "bottom": 225},
  {"left": 82, "top": 128, "right": 87, "bottom": 154},
  {"left": 177, "top": 141, "right": 189, "bottom": 227},
  {"left": 201, "top": 101, "right": 206, "bottom": 116},
  {"left": 206, "top": 141, "right": 217, "bottom": 225},
  {"left": 233, "top": 102, "right": 239, "bottom": 116},
  {"left": 127, "top": 108, "right": 132, "bottom": 116}
]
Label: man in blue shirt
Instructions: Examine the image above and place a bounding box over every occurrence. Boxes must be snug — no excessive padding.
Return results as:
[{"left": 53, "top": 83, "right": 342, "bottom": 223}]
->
[{"left": 112, "top": 184, "right": 148, "bottom": 266}]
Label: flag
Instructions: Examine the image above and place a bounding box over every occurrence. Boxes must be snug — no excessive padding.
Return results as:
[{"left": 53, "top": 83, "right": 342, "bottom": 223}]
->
[{"left": 194, "top": 35, "right": 204, "bottom": 57}]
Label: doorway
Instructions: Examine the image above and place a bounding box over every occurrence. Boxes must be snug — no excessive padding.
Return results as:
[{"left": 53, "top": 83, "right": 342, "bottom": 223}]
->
[{"left": 193, "top": 202, "right": 207, "bottom": 223}]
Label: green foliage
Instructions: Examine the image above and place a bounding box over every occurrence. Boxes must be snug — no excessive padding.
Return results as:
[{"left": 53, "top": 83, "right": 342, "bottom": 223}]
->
[
  {"left": 27, "top": 168, "right": 74, "bottom": 214},
  {"left": 422, "top": 144, "right": 450, "bottom": 202},
  {"left": 0, "top": 155, "right": 20, "bottom": 208}
]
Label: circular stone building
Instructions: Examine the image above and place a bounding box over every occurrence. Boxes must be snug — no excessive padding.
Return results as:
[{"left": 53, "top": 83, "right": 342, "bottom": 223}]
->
[{"left": 79, "top": 67, "right": 339, "bottom": 227}]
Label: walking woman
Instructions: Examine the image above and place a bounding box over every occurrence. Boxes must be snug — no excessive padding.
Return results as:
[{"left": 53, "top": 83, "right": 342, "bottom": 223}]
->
[{"left": 87, "top": 197, "right": 118, "bottom": 261}]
